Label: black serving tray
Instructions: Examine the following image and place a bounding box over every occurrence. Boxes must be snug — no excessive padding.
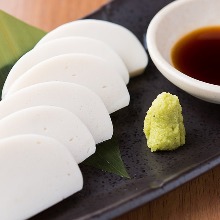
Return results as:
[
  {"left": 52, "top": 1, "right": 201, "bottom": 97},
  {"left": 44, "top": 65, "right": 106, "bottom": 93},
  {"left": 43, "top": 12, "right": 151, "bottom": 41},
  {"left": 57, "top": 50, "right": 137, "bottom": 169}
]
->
[{"left": 31, "top": 0, "right": 220, "bottom": 219}]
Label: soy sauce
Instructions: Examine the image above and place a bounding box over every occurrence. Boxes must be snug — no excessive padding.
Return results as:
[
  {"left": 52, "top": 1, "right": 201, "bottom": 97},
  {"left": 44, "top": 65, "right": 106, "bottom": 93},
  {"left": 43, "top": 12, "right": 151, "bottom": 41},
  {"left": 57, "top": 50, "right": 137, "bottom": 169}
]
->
[{"left": 171, "top": 26, "right": 220, "bottom": 86}]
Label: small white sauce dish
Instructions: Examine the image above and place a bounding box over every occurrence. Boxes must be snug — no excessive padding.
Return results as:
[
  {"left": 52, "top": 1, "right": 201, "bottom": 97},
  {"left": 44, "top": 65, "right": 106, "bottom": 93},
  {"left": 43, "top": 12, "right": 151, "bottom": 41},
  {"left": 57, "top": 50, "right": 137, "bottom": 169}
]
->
[{"left": 146, "top": 0, "right": 220, "bottom": 104}]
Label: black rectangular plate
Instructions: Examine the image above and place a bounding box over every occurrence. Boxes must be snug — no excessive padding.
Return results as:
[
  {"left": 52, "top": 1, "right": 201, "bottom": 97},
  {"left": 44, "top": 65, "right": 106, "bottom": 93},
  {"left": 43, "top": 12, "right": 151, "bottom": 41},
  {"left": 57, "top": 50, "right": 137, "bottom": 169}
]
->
[{"left": 31, "top": 0, "right": 220, "bottom": 219}]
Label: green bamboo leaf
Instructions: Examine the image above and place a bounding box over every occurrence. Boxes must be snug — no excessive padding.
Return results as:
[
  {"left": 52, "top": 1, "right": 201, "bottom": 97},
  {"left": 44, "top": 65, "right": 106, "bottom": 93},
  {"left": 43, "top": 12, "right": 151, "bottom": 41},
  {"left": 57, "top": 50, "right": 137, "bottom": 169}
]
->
[
  {"left": 83, "top": 137, "right": 130, "bottom": 178},
  {"left": 0, "top": 10, "right": 129, "bottom": 178}
]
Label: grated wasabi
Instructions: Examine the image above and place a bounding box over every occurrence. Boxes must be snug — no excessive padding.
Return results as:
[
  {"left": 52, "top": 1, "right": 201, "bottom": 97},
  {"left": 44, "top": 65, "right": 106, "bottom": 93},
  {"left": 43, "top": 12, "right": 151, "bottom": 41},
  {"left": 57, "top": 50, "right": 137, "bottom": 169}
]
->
[{"left": 144, "top": 92, "right": 185, "bottom": 152}]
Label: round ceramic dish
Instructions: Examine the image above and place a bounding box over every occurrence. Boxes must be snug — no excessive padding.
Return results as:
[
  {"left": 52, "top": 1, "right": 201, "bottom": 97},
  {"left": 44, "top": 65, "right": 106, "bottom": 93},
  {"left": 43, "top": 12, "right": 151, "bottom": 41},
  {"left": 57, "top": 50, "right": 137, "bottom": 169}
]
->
[{"left": 147, "top": 0, "right": 220, "bottom": 104}]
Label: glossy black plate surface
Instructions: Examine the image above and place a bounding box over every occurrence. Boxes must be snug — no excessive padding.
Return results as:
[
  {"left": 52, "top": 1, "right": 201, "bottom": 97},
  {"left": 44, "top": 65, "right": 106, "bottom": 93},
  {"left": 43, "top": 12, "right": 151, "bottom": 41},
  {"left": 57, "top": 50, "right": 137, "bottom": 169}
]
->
[{"left": 31, "top": 0, "right": 220, "bottom": 219}]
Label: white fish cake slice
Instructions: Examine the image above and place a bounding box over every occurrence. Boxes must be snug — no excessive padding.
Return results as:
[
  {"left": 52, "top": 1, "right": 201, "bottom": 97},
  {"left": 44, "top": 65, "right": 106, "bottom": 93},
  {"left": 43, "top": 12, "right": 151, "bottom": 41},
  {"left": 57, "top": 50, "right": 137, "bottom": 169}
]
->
[
  {"left": 36, "top": 19, "right": 148, "bottom": 77},
  {"left": 2, "top": 36, "right": 129, "bottom": 98},
  {"left": 0, "top": 82, "right": 113, "bottom": 144},
  {"left": 6, "top": 54, "right": 130, "bottom": 113},
  {"left": 0, "top": 106, "right": 95, "bottom": 163},
  {"left": 0, "top": 134, "right": 83, "bottom": 220}
]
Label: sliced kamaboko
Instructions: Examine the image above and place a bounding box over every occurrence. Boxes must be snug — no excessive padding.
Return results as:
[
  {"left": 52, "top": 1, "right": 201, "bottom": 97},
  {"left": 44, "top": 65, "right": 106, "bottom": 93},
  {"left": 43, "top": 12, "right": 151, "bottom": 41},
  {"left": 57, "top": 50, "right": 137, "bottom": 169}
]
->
[
  {"left": 0, "top": 134, "right": 83, "bottom": 220},
  {"left": 6, "top": 54, "right": 130, "bottom": 113},
  {"left": 36, "top": 19, "right": 148, "bottom": 77},
  {"left": 0, "top": 82, "right": 113, "bottom": 144},
  {"left": 2, "top": 36, "right": 129, "bottom": 98},
  {"left": 0, "top": 106, "right": 95, "bottom": 163}
]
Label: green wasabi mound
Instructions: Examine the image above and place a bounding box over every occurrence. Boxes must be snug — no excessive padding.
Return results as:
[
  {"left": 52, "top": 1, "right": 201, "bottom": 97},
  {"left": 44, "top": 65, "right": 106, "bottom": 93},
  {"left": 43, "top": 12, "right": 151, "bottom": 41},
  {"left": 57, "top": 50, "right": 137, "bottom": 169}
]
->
[{"left": 144, "top": 92, "right": 185, "bottom": 152}]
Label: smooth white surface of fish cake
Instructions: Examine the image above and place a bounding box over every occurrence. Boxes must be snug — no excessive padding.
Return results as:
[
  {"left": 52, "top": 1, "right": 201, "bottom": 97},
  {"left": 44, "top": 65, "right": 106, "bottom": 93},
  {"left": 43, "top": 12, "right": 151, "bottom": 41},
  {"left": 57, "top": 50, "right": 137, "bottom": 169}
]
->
[
  {"left": 0, "top": 82, "right": 113, "bottom": 144},
  {"left": 0, "top": 134, "right": 83, "bottom": 220},
  {"left": 36, "top": 19, "right": 148, "bottom": 77},
  {"left": 2, "top": 36, "right": 129, "bottom": 98},
  {"left": 0, "top": 106, "right": 95, "bottom": 163},
  {"left": 6, "top": 54, "right": 130, "bottom": 113}
]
